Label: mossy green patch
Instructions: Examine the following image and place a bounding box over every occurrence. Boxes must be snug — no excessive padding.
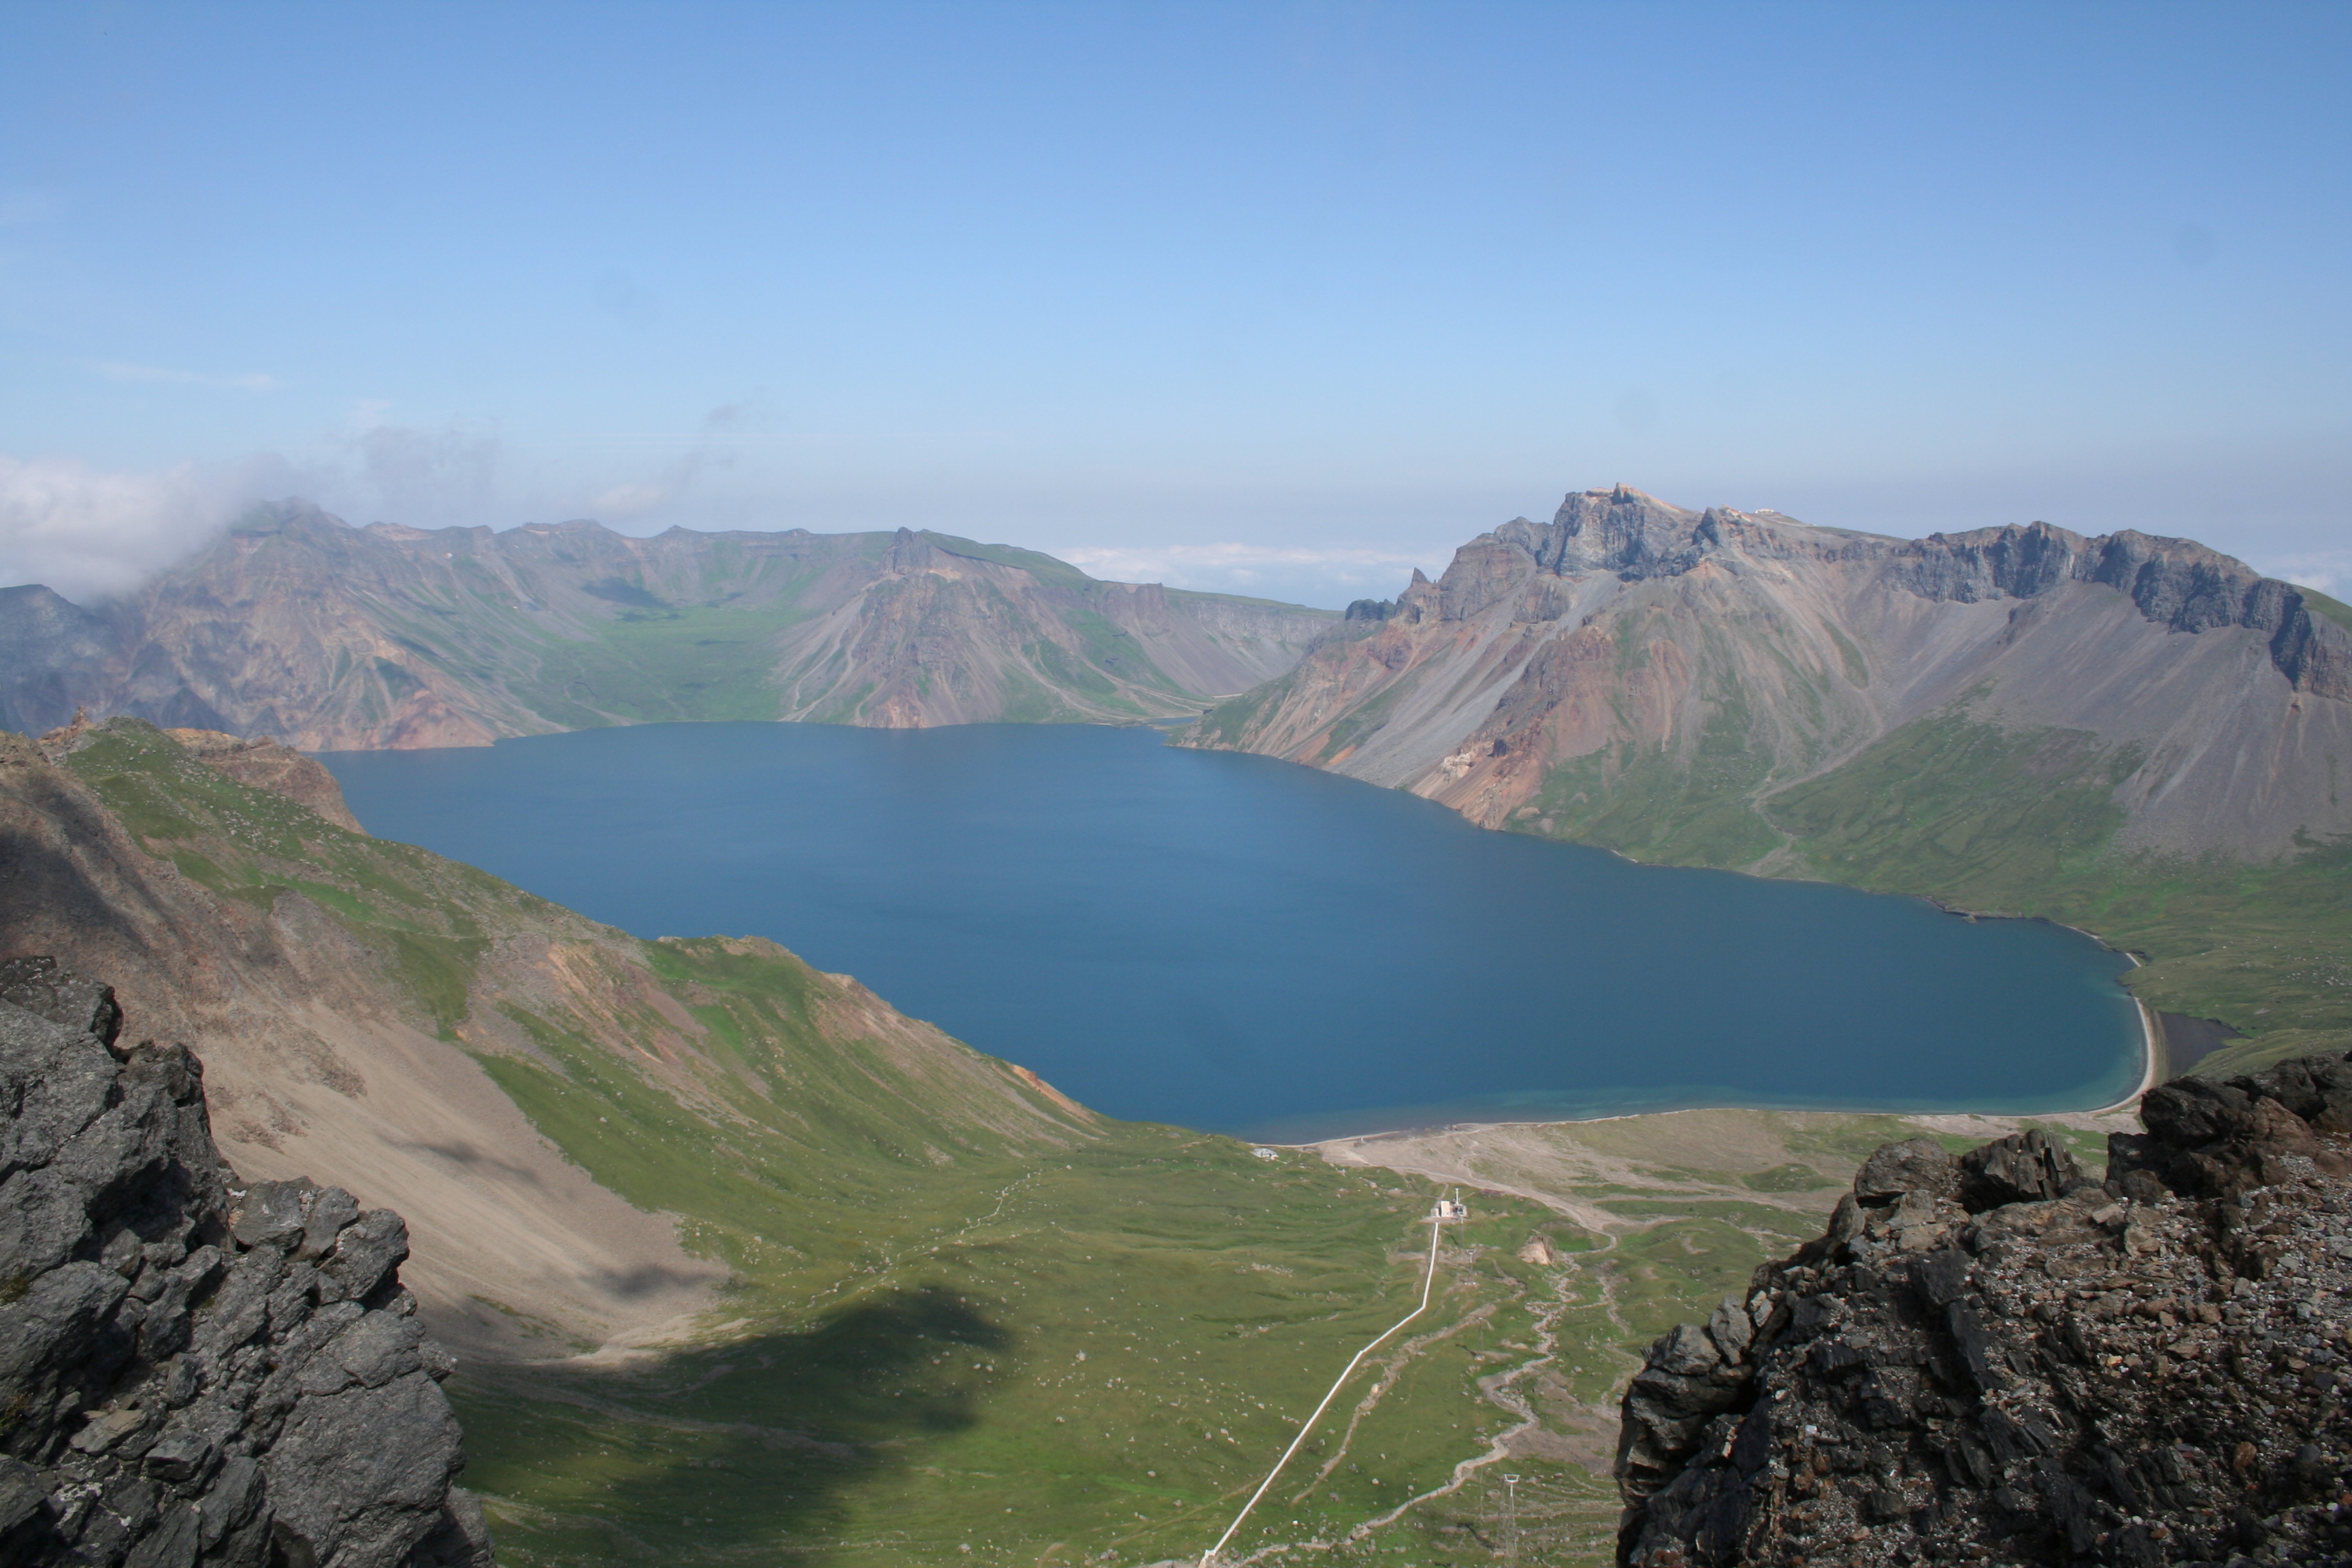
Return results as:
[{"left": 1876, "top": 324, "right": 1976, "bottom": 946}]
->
[
  {"left": 2300, "top": 586, "right": 2352, "bottom": 635},
  {"left": 1525, "top": 690, "right": 1781, "bottom": 868}
]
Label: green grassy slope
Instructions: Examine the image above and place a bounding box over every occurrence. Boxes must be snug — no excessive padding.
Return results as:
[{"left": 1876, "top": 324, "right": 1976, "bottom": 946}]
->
[
  {"left": 508, "top": 599, "right": 825, "bottom": 727},
  {"left": 1513, "top": 701, "right": 2351, "bottom": 1077},
  {"left": 1762, "top": 707, "right": 2351, "bottom": 1075},
  {"left": 48, "top": 719, "right": 1731, "bottom": 1566},
  {"left": 459, "top": 1145, "right": 1608, "bottom": 1567}
]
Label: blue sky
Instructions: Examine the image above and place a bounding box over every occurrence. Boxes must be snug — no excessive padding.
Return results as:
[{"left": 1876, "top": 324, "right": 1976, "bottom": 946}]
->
[{"left": 1, "top": 1, "right": 2346, "bottom": 606}]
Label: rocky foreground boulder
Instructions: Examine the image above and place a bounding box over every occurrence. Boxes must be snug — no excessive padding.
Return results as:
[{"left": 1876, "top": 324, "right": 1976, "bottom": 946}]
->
[
  {"left": 1616, "top": 1054, "right": 2352, "bottom": 1567},
  {"left": 0, "top": 958, "right": 492, "bottom": 1566}
]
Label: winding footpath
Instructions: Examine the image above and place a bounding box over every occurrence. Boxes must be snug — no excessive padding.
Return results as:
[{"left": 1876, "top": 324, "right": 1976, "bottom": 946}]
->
[{"left": 1197, "top": 1206, "right": 1455, "bottom": 1566}]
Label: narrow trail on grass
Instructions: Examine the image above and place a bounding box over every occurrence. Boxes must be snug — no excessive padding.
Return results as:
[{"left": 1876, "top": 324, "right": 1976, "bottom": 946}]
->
[
  {"left": 1296, "top": 1303, "right": 1494, "bottom": 1494},
  {"left": 1196, "top": 1208, "right": 1452, "bottom": 1567},
  {"left": 1219, "top": 1264, "right": 1580, "bottom": 1568},
  {"left": 803, "top": 1169, "right": 1044, "bottom": 1316}
]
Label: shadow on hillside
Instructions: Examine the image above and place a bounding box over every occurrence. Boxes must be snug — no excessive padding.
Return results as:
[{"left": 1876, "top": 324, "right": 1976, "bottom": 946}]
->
[{"left": 455, "top": 1284, "right": 1013, "bottom": 1563}]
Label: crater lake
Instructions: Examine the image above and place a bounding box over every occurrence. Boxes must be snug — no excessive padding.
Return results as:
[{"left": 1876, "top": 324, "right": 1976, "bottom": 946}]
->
[{"left": 323, "top": 721, "right": 2147, "bottom": 1140}]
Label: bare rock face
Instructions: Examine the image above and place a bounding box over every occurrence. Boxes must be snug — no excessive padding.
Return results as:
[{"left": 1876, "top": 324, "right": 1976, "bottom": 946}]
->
[
  {"left": 1616, "top": 1056, "right": 2352, "bottom": 1567},
  {"left": 0, "top": 958, "right": 491, "bottom": 1567},
  {"left": 1182, "top": 487, "right": 2352, "bottom": 864}
]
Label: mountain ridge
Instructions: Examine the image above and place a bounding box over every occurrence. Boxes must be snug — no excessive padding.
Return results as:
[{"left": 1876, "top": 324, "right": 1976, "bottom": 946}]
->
[
  {"left": 0, "top": 503, "right": 1336, "bottom": 749},
  {"left": 1177, "top": 485, "right": 2352, "bottom": 1073},
  {"left": 1185, "top": 485, "right": 2351, "bottom": 862}
]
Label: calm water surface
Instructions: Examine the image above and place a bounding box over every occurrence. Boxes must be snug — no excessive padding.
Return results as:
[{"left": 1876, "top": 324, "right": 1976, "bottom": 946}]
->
[{"left": 324, "top": 722, "right": 2144, "bottom": 1139}]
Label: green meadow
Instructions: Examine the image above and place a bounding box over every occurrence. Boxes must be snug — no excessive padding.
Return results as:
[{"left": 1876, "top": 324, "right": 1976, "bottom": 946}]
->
[
  {"left": 52, "top": 714, "right": 2231, "bottom": 1567},
  {"left": 53, "top": 719, "right": 1791, "bottom": 1566},
  {"left": 1517, "top": 702, "right": 2352, "bottom": 1077}
]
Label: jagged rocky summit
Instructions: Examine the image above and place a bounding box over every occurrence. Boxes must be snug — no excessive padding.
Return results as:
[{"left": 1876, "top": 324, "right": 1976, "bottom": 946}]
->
[
  {"left": 1185, "top": 485, "right": 2352, "bottom": 863},
  {"left": 1616, "top": 1052, "right": 2352, "bottom": 1567},
  {"left": 0, "top": 958, "right": 491, "bottom": 1567}
]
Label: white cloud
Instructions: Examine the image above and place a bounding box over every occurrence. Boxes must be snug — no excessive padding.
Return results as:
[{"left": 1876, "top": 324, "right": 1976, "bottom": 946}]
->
[
  {"left": 91, "top": 361, "right": 278, "bottom": 391},
  {"left": 0, "top": 453, "right": 294, "bottom": 602},
  {"left": 2253, "top": 550, "right": 2352, "bottom": 600},
  {"left": 1050, "top": 540, "right": 1448, "bottom": 600},
  {"left": 588, "top": 448, "right": 729, "bottom": 522}
]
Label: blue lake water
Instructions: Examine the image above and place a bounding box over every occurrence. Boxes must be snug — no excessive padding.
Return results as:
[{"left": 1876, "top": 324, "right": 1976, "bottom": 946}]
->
[{"left": 323, "top": 721, "right": 2146, "bottom": 1141}]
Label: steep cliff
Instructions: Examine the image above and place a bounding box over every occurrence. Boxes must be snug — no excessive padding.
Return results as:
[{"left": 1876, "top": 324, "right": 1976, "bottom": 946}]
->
[
  {"left": 0, "top": 506, "right": 1333, "bottom": 749},
  {"left": 1187, "top": 487, "right": 2352, "bottom": 862},
  {"left": 0, "top": 958, "right": 491, "bottom": 1567},
  {"left": 1615, "top": 1052, "right": 2352, "bottom": 1567}
]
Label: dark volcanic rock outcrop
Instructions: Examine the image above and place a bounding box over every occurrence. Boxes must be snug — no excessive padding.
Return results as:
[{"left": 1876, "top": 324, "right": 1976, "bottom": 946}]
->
[
  {"left": 0, "top": 958, "right": 491, "bottom": 1566},
  {"left": 1616, "top": 1062, "right": 2352, "bottom": 1567}
]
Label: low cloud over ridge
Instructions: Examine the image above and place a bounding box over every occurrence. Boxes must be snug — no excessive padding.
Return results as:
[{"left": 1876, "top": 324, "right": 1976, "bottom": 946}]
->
[
  {"left": 1049, "top": 541, "right": 1449, "bottom": 606},
  {"left": 0, "top": 452, "right": 295, "bottom": 602}
]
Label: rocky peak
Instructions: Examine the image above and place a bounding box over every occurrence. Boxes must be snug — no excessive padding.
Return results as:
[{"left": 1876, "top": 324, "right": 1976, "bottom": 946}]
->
[
  {"left": 1486, "top": 487, "right": 1714, "bottom": 582},
  {"left": 1394, "top": 567, "right": 1443, "bottom": 625},
  {"left": 1616, "top": 1054, "right": 2352, "bottom": 1567},
  {"left": 0, "top": 960, "right": 490, "bottom": 1566},
  {"left": 1889, "top": 523, "right": 2352, "bottom": 698},
  {"left": 888, "top": 526, "right": 941, "bottom": 575}
]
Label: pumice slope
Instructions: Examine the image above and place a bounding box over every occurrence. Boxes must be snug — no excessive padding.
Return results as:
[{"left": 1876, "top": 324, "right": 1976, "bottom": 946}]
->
[{"left": 0, "top": 958, "right": 492, "bottom": 1567}]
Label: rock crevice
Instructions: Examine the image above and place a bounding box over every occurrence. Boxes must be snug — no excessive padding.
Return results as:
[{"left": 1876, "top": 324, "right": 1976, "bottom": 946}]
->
[{"left": 0, "top": 957, "right": 491, "bottom": 1567}]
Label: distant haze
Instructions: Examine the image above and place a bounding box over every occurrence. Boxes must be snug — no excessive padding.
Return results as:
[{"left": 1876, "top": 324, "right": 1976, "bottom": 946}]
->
[{"left": 1, "top": 3, "right": 2346, "bottom": 607}]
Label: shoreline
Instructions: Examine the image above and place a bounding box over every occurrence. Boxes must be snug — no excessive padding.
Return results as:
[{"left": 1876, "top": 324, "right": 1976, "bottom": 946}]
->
[
  {"left": 1276, "top": 909, "right": 2162, "bottom": 1156},
  {"left": 1287, "top": 1009, "right": 2159, "bottom": 1155},
  {"left": 2100, "top": 998, "right": 2163, "bottom": 1115},
  {"left": 1174, "top": 744, "right": 2170, "bottom": 1156}
]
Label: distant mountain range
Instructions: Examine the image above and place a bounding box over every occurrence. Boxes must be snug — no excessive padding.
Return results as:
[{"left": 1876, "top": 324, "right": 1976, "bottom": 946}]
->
[
  {"left": 1186, "top": 485, "right": 2351, "bottom": 864},
  {"left": 1181, "top": 487, "right": 2352, "bottom": 1073},
  {"left": 0, "top": 501, "right": 1335, "bottom": 749},
  {"left": 5, "top": 486, "right": 2345, "bottom": 1067}
]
